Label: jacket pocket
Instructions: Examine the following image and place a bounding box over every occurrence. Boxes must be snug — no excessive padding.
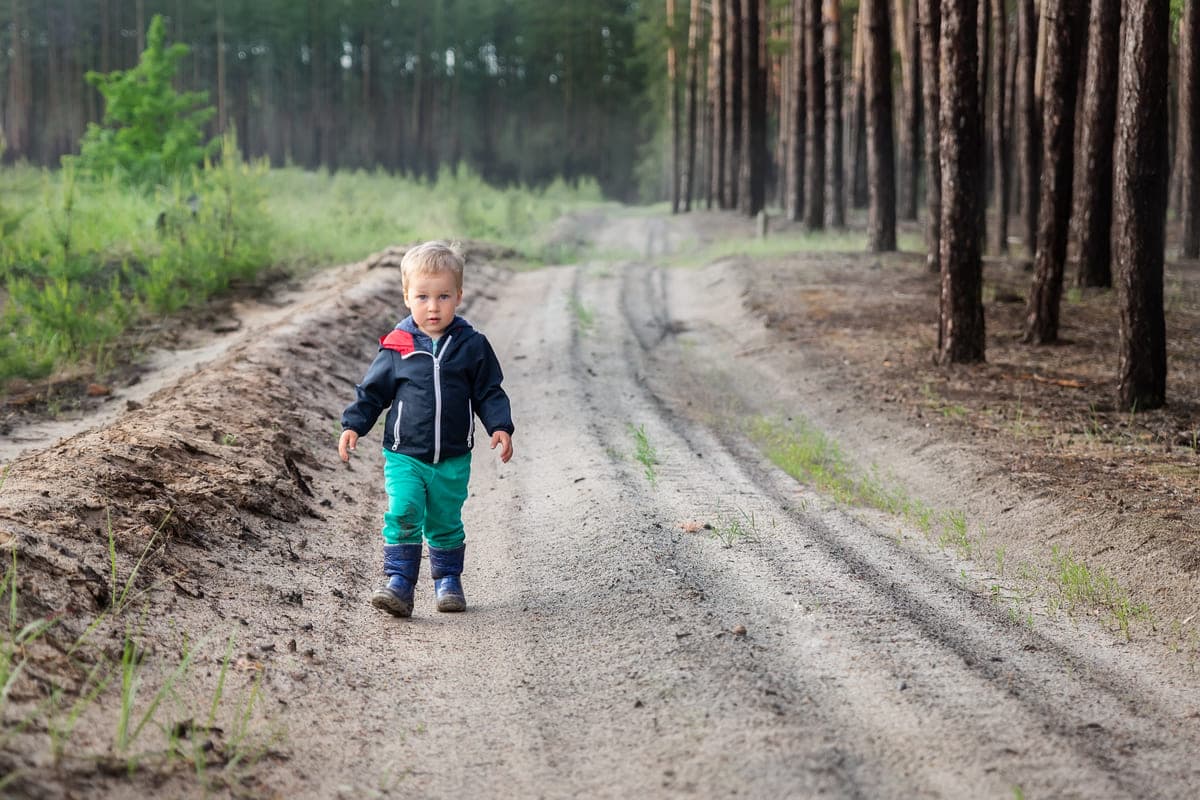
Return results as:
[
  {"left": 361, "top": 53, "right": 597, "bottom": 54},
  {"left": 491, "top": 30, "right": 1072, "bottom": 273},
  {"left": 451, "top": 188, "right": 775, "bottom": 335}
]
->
[{"left": 391, "top": 401, "right": 404, "bottom": 451}]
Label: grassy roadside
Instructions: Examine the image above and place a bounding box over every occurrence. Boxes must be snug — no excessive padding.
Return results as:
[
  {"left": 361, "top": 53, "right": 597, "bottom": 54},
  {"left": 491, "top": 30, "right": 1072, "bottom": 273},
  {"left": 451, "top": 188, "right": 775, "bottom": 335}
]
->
[
  {"left": 0, "top": 159, "right": 603, "bottom": 390},
  {"left": 0, "top": 521, "right": 276, "bottom": 794},
  {"left": 748, "top": 412, "right": 1156, "bottom": 642},
  {"left": 641, "top": 223, "right": 1169, "bottom": 645}
]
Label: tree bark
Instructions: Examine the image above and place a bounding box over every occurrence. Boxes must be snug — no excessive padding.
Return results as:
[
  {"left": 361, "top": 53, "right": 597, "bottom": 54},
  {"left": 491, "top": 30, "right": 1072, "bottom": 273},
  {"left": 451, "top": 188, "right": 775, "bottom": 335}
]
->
[
  {"left": 707, "top": 0, "right": 722, "bottom": 208},
  {"left": 895, "top": 0, "right": 921, "bottom": 220},
  {"left": 848, "top": 12, "right": 869, "bottom": 208},
  {"left": 778, "top": 5, "right": 792, "bottom": 210},
  {"left": 1005, "top": 13, "right": 1018, "bottom": 215},
  {"left": 739, "top": 0, "right": 767, "bottom": 215},
  {"left": 824, "top": 0, "right": 846, "bottom": 227},
  {"left": 5, "top": 0, "right": 31, "bottom": 160},
  {"left": 1067, "top": 0, "right": 1119, "bottom": 287},
  {"left": 938, "top": 0, "right": 985, "bottom": 363},
  {"left": 919, "top": 0, "right": 942, "bottom": 272},
  {"left": 1024, "top": 0, "right": 1083, "bottom": 344},
  {"left": 864, "top": 0, "right": 897, "bottom": 251},
  {"left": 711, "top": 0, "right": 728, "bottom": 208},
  {"left": 99, "top": 0, "right": 110, "bottom": 73},
  {"left": 805, "top": 0, "right": 826, "bottom": 229},
  {"left": 1181, "top": 0, "right": 1200, "bottom": 257},
  {"left": 1114, "top": 0, "right": 1169, "bottom": 411},
  {"left": 787, "top": 0, "right": 806, "bottom": 220},
  {"left": 217, "top": 0, "right": 227, "bottom": 134},
  {"left": 683, "top": 0, "right": 703, "bottom": 211},
  {"left": 668, "top": 0, "right": 681, "bottom": 213},
  {"left": 975, "top": 0, "right": 990, "bottom": 248},
  {"left": 725, "top": 0, "right": 743, "bottom": 209},
  {"left": 1171, "top": 17, "right": 1184, "bottom": 221},
  {"left": 1016, "top": 0, "right": 1039, "bottom": 255},
  {"left": 990, "top": 0, "right": 1008, "bottom": 253}
]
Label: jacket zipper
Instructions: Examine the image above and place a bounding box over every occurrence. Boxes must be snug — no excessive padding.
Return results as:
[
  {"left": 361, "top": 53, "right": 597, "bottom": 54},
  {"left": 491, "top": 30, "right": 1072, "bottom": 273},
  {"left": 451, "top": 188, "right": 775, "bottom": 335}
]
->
[
  {"left": 467, "top": 399, "right": 474, "bottom": 448},
  {"left": 391, "top": 401, "right": 404, "bottom": 451},
  {"left": 431, "top": 334, "right": 451, "bottom": 463}
]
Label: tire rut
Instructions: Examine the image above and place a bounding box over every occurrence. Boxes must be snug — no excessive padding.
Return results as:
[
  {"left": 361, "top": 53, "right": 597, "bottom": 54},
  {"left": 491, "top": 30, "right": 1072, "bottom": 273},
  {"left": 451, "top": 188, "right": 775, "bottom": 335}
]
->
[
  {"left": 4, "top": 237, "right": 1198, "bottom": 799},
  {"left": 575, "top": 257, "right": 1200, "bottom": 799}
]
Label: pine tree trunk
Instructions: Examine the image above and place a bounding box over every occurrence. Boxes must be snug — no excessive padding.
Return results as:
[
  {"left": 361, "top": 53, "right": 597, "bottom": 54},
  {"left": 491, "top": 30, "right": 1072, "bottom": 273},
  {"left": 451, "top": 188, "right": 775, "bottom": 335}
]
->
[
  {"left": 787, "top": 0, "right": 807, "bottom": 220},
  {"left": 707, "top": 0, "right": 721, "bottom": 208},
  {"left": 805, "top": 0, "right": 826, "bottom": 229},
  {"left": 919, "top": 0, "right": 942, "bottom": 272},
  {"left": 725, "top": 0, "right": 742, "bottom": 209},
  {"left": 1016, "top": 0, "right": 1039, "bottom": 255},
  {"left": 781, "top": 1, "right": 793, "bottom": 217},
  {"left": 1068, "top": 0, "right": 1119, "bottom": 286},
  {"left": 1171, "top": 18, "right": 1184, "bottom": 221},
  {"left": 44, "top": 3, "right": 57, "bottom": 164},
  {"left": 824, "top": 0, "right": 846, "bottom": 227},
  {"left": 849, "top": 12, "right": 869, "bottom": 207},
  {"left": 864, "top": 0, "right": 897, "bottom": 251},
  {"left": 1114, "top": 0, "right": 1169, "bottom": 411},
  {"left": 1181, "top": 0, "right": 1200, "bottom": 257},
  {"left": 778, "top": 7, "right": 793, "bottom": 210},
  {"left": 739, "top": 0, "right": 767, "bottom": 215},
  {"left": 975, "top": 0, "right": 990, "bottom": 248},
  {"left": 99, "top": 0, "right": 110, "bottom": 73},
  {"left": 668, "top": 0, "right": 681, "bottom": 213},
  {"left": 990, "top": 0, "right": 1008, "bottom": 253},
  {"left": 1005, "top": 14, "right": 1019, "bottom": 216},
  {"left": 6, "top": 0, "right": 31, "bottom": 160},
  {"left": 712, "top": 0, "right": 728, "bottom": 207},
  {"left": 1024, "top": 0, "right": 1083, "bottom": 344},
  {"left": 217, "top": 0, "right": 227, "bottom": 134},
  {"left": 895, "top": 0, "right": 920, "bottom": 221},
  {"left": 683, "top": 0, "right": 703, "bottom": 211},
  {"left": 937, "top": 0, "right": 985, "bottom": 363}
]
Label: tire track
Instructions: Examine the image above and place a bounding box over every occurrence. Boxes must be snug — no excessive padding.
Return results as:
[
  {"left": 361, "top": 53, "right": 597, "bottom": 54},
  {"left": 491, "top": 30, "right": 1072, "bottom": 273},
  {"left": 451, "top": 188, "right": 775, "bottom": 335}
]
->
[{"left": 571, "top": 255, "right": 1200, "bottom": 798}]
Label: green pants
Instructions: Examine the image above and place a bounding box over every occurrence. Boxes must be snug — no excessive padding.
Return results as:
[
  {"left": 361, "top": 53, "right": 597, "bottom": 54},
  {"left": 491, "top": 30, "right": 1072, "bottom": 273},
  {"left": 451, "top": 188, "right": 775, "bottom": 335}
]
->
[{"left": 381, "top": 450, "right": 471, "bottom": 548}]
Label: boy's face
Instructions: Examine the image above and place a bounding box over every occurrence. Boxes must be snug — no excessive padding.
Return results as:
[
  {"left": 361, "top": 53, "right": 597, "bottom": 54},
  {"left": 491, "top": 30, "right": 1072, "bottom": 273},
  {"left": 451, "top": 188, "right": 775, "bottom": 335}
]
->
[{"left": 404, "top": 271, "right": 463, "bottom": 338}]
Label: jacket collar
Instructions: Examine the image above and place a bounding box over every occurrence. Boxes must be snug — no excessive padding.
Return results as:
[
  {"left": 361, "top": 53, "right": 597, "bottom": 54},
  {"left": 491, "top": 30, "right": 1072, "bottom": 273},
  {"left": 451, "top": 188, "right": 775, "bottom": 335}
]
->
[{"left": 386, "top": 315, "right": 472, "bottom": 353}]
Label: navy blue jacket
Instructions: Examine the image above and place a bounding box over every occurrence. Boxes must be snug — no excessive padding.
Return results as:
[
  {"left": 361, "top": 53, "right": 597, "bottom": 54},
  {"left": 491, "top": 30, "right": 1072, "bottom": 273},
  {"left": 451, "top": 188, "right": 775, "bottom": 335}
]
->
[{"left": 341, "top": 315, "right": 514, "bottom": 464}]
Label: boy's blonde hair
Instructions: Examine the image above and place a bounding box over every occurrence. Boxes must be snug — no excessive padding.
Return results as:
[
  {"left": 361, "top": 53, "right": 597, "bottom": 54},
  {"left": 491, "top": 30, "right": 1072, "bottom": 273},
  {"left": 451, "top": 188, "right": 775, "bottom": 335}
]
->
[{"left": 400, "top": 241, "right": 465, "bottom": 293}]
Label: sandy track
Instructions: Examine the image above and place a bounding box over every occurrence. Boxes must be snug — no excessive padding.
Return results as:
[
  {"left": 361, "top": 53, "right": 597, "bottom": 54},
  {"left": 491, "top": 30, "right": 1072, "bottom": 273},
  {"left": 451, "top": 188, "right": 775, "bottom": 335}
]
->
[{"left": 3, "top": 222, "right": 1200, "bottom": 797}]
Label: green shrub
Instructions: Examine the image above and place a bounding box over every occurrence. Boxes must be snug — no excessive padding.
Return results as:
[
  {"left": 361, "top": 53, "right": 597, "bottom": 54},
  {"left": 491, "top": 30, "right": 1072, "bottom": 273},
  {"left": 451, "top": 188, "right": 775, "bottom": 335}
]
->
[{"left": 76, "top": 15, "right": 216, "bottom": 188}]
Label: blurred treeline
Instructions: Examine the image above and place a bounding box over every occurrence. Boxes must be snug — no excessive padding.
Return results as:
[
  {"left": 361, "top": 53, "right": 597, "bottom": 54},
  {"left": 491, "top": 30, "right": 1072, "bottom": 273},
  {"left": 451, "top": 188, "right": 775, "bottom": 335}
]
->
[{"left": 0, "top": 0, "right": 652, "bottom": 199}]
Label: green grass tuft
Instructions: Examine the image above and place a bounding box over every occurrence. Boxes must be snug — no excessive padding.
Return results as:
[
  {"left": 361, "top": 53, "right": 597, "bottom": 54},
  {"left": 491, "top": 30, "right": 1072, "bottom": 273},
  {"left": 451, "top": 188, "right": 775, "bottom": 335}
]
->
[{"left": 630, "top": 423, "right": 659, "bottom": 484}]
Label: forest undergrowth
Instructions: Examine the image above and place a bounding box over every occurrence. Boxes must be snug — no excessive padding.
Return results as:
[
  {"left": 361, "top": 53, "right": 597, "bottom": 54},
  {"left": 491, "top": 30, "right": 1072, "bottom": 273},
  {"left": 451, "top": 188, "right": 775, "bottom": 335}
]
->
[{"left": 0, "top": 161, "right": 603, "bottom": 393}]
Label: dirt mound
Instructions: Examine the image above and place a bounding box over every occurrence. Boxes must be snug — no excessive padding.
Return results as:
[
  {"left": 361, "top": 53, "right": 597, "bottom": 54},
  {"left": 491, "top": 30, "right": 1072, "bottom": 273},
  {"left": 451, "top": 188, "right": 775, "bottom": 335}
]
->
[{"left": 0, "top": 247, "right": 510, "bottom": 794}]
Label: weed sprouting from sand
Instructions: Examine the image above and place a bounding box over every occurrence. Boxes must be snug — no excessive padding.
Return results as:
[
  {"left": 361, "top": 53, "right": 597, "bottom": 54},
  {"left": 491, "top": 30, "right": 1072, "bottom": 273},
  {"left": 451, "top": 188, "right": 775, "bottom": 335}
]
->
[
  {"left": 711, "top": 506, "right": 769, "bottom": 548},
  {"left": 568, "top": 296, "right": 596, "bottom": 334},
  {"left": 630, "top": 423, "right": 659, "bottom": 483},
  {"left": 1050, "top": 546, "right": 1151, "bottom": 639}
]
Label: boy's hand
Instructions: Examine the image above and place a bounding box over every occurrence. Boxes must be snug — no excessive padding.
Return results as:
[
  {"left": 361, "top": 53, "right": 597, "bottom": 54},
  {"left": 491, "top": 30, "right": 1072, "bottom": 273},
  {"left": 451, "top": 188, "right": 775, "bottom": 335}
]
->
[
  {"left": 338, "top": 429, "right": 358, "bottom": 462},
  {"left": 490, "top": 431, "right": 513, "bottom": 463}
]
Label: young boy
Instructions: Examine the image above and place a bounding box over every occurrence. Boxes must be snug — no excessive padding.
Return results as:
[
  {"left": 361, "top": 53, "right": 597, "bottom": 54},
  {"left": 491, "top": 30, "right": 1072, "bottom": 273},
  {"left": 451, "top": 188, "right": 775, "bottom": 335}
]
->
[{"left": 338, "top": 241, "right": 514, "bottom": 617}]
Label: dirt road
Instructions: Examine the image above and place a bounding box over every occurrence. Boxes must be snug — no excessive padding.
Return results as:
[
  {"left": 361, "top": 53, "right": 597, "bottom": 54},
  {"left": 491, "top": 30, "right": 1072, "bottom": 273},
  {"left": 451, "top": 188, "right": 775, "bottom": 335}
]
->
[{"left": 3, "top": 214, "right": 1199, "bottom": 798}]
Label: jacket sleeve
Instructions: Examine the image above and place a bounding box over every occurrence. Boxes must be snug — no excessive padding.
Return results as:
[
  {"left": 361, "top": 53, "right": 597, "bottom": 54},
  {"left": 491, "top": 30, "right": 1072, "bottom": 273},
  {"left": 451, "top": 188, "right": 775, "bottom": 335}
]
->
[
  {"left": 471, "top": 336, "right": 514, "bottom": 436},
  {"left": 341, "top": 349, "right": 396, "bottom": 437}
]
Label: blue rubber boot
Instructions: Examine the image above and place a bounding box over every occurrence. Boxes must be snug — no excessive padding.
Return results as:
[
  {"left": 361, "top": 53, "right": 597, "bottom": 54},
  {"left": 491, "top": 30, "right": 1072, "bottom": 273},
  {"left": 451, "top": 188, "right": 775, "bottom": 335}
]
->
[
  {"left": 428, "top": 544, "right": 467, "bottom": 612},
  {"left": 371, "top": 544, "right": 422, "bottom": 617}
]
